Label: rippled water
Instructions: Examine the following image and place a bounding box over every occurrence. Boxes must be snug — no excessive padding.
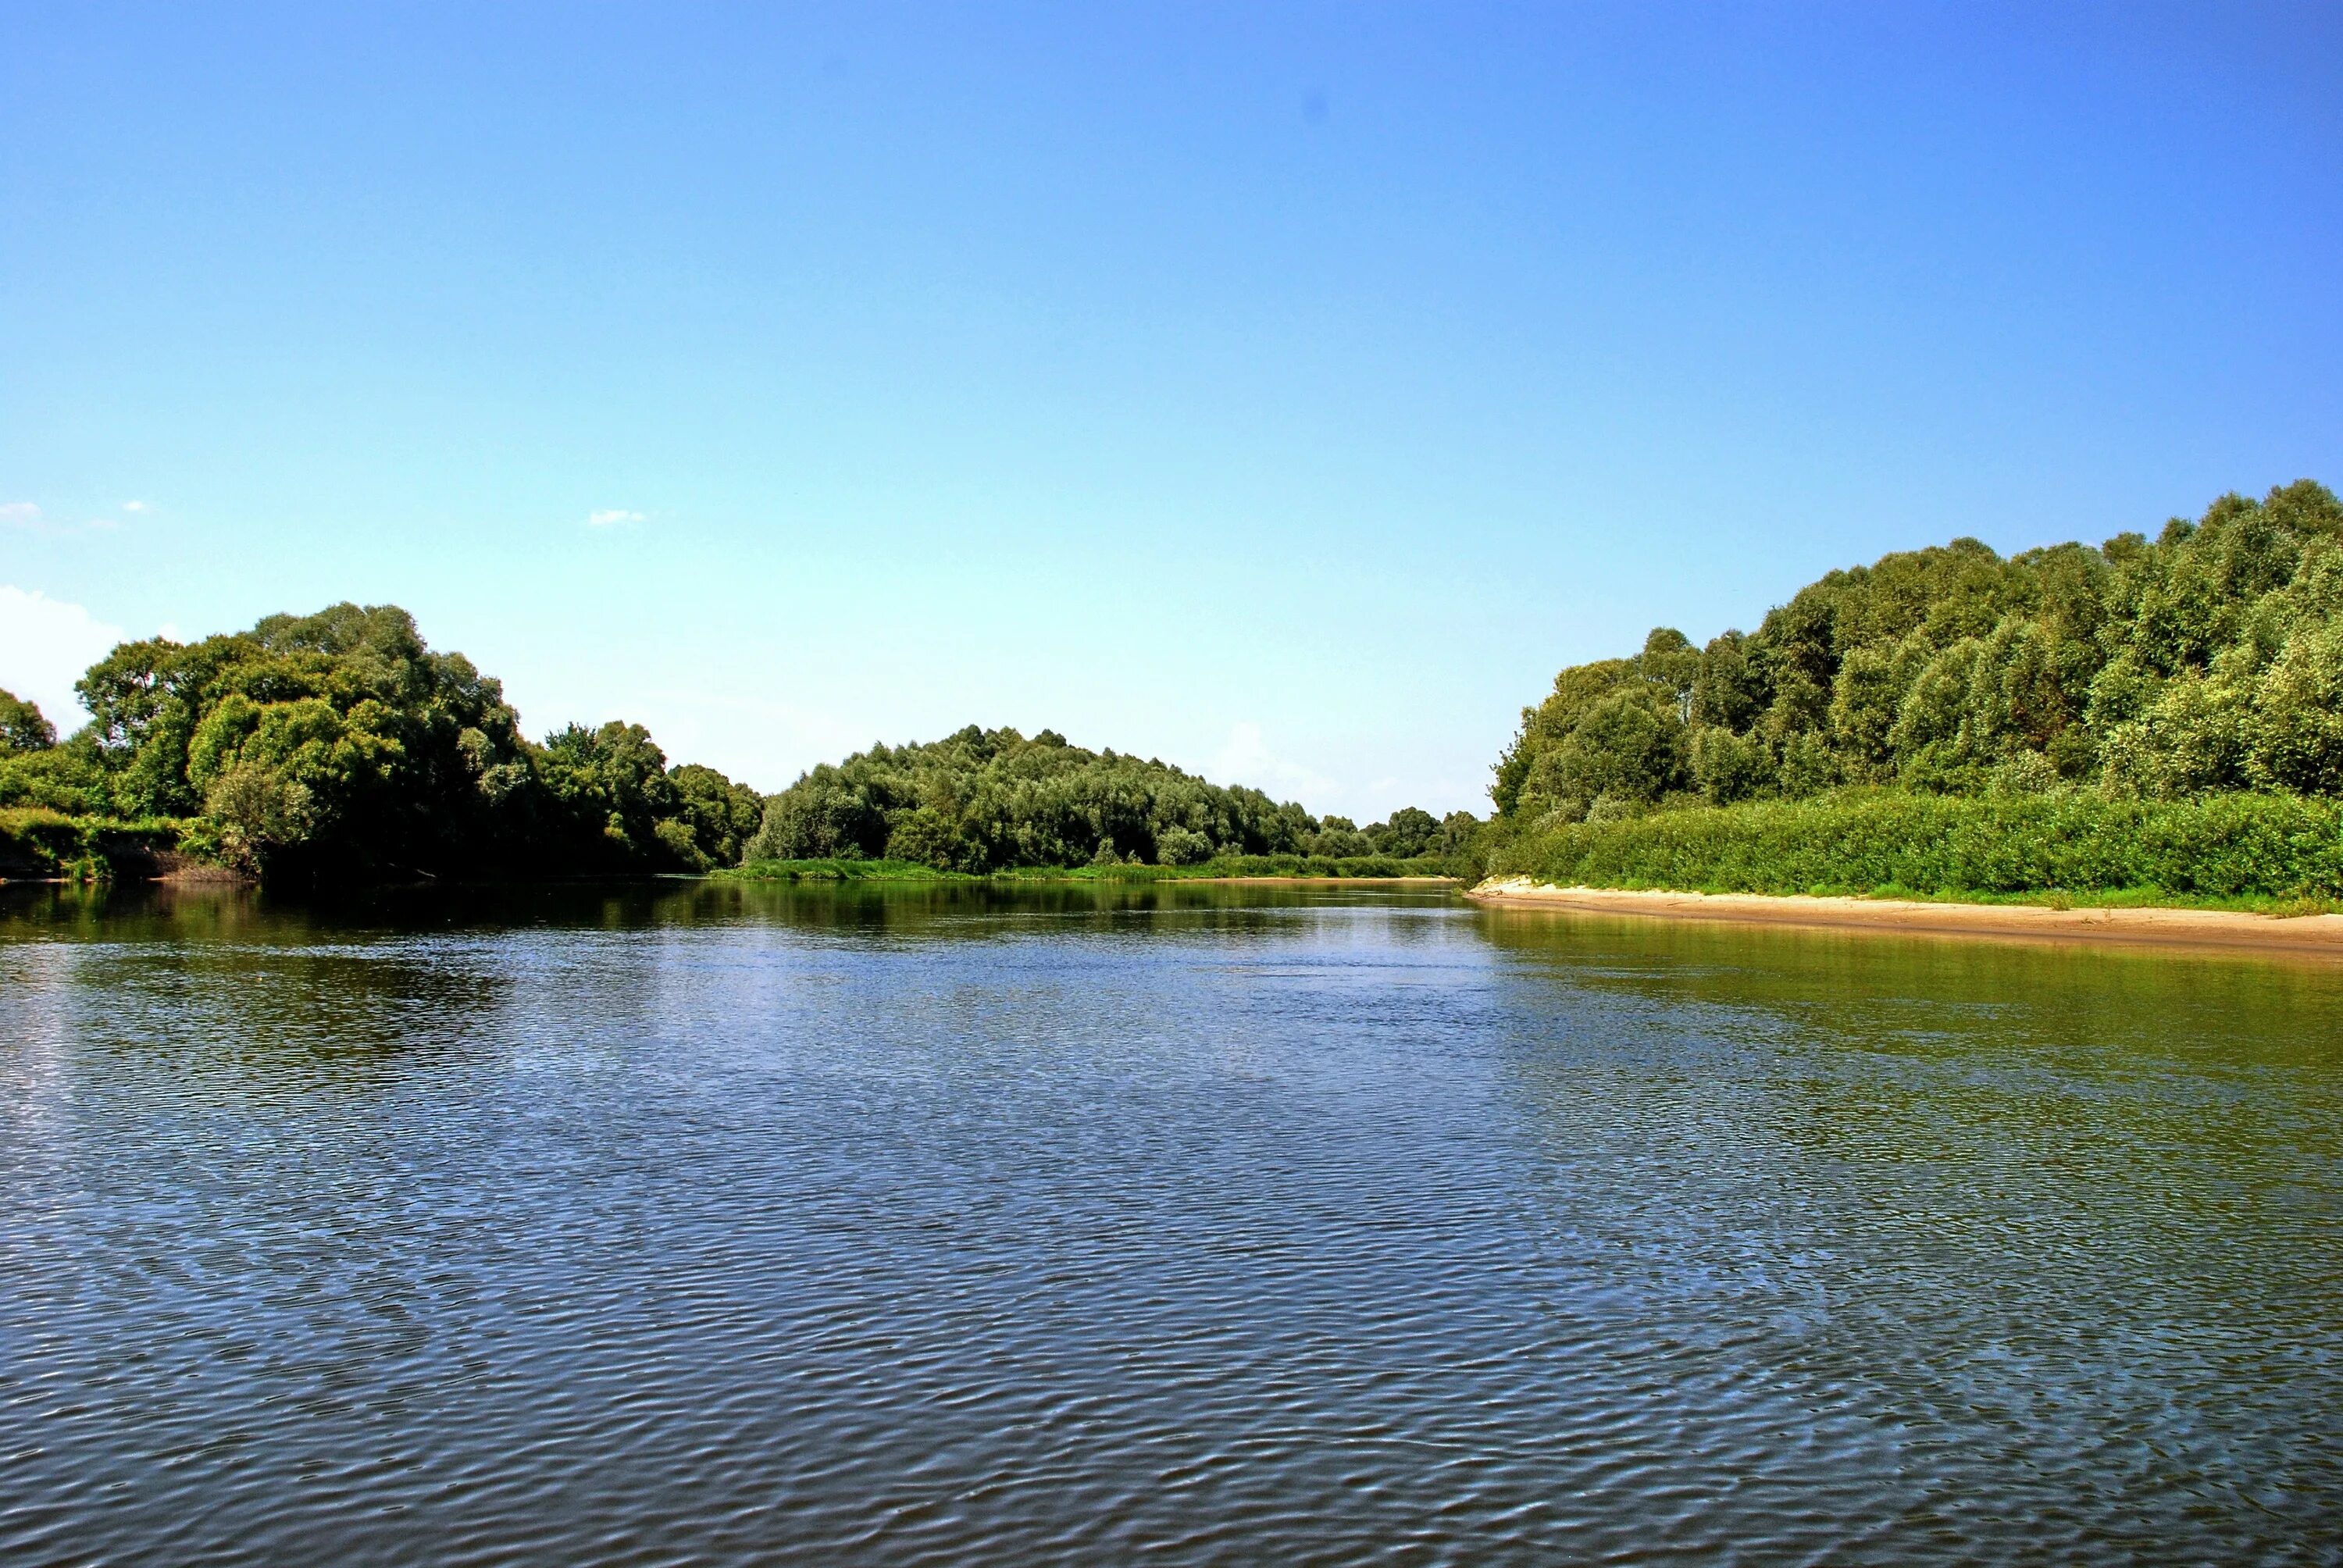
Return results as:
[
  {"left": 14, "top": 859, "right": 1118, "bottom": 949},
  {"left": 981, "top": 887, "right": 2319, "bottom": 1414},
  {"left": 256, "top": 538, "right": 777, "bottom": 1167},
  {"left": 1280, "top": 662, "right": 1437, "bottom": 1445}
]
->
[{"left": 2, "top": 880, "right": 2339, "bottom": 1564}]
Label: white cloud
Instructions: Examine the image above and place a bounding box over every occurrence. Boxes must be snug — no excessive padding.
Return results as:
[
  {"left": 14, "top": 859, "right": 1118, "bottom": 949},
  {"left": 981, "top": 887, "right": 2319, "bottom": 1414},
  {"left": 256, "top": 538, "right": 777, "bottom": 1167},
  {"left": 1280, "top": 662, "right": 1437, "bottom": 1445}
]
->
[
  {"left": 1211, "top": 722, "right": 1342, "bottom": 807},
  {"left": 0, "top": 500, "right": 131, "bottom": 533},
  {"left": 0, "top": 586, "right": 128, "bottom": 733},
  {"left": 587, "top": 508, "right": 645, "bottom": 528},
  {"left": 121, "top": 500, "right": 150, "bottom": 513}
]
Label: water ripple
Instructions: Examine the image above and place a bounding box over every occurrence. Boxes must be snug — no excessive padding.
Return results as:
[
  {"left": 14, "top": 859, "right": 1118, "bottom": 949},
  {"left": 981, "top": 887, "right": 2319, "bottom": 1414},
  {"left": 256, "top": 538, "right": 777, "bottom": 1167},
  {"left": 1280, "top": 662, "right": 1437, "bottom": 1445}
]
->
[{"left": 2, "top": 882, "right": 2338, "bottom": 1563}]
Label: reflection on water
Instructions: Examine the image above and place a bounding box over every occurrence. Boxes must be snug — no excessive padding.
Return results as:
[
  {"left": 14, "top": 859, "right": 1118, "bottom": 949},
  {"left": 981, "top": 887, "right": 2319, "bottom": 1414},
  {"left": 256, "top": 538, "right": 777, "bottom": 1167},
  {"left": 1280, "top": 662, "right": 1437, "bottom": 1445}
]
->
[{"left": 2, "top": 881, "right": 2338, "bottom": 1563}]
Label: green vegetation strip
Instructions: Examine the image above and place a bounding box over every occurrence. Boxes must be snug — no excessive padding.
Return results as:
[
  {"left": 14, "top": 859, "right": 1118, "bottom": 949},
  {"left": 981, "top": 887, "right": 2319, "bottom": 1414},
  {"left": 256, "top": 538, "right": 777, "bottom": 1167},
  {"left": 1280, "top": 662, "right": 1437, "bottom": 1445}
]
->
[
  {"left": 1, "top": 807, "right": 190, "bottom": 882},
  {"left": 3, "top": 612, "right": 1474, "bottom": 886},
  {"left": 1485, "top": 789, "right": 2343, "bottom": 911},
  {"left": 723, "top": 853, "right": 1452, "bottom": 884}
]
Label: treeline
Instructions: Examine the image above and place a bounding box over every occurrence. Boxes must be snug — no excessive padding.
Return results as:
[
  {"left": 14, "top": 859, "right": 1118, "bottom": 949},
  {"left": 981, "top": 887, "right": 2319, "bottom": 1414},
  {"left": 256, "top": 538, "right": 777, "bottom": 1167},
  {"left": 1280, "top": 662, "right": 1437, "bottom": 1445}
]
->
[
  {"left": 744, "top": 725, "right": 1477, "bottom": 872},
  {"left": 1497, "top": 481, "right": 2343, "bottom": 821},
  {"left": 1478, "top": 479, "right": 2343, "bottom": 897},
  {"left": 0, "top": 604, "right": 761, "bottom": 881},
  {"left": 2, "top": 603, "right": 1476, "bottom": 884}
]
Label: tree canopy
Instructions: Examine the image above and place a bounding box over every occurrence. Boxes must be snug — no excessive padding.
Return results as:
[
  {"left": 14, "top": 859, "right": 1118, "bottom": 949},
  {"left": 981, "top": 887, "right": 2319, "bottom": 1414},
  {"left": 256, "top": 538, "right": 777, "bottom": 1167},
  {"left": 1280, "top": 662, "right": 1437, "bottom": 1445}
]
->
[
  {"left": 1494, "top": 480, "right": 2343, "bottom": 826},
  {"left": 4, "top": 606, "right": 1466, "bottom": 882},
  {"left": 0, "top": 689, "right": 57, "bottom": 755},
  {"left": 744, "top": 725, "right": 1473, "bottom": 871},
  {"left": 0, "top": 604, "right": 761, "bottom": 880}
]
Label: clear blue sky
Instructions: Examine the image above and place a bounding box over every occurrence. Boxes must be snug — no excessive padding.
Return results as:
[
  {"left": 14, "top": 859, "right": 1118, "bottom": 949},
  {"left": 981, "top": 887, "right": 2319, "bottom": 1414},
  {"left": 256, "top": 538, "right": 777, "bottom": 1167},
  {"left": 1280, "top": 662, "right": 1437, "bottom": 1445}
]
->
[{"left": 5, "top": 2, "right": 2338, "bottom": 818}]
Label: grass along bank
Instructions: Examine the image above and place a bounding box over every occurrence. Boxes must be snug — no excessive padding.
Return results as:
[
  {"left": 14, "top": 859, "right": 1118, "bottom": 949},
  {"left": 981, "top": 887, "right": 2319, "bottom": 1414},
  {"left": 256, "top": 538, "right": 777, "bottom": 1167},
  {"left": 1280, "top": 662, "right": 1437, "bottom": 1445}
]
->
[
  {"left": 723, "top": 853, "right": 1455, "bottom": 885},
  {"left": 0, "top": 808, "right": 194, "bottom": 882},
  {"left": 1478, "top": 789, "right": 2343, "bottom": 913}
]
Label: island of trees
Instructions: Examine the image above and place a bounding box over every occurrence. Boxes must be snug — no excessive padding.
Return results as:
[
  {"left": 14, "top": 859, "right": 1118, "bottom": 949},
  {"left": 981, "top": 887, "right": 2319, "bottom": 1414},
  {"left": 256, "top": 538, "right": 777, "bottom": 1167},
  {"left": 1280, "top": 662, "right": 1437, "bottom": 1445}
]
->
[
  {"left": 1473, "top": 480, "right": 2343, "bottom": 905},
  {"left": 740, "top": 727, "right": 1474, "bottom": 876},
  {"left": 0, "top": 603, "right": 1469, "bottom": 885}
]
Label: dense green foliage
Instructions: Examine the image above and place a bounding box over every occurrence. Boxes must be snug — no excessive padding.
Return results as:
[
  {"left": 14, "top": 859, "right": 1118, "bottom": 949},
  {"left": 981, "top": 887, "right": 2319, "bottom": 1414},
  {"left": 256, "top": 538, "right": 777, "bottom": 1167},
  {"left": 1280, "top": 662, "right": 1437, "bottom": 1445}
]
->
[
  {"left": 1486, "top": 789, "right": 2343, "bottom": 903},
  {"left": 6, "top": 614, "right": 1467, "bottom": 884},
  {"left": 0, "top": 605, "right": 761, "bottom": 881},
  {"left": 1496, "top": 481, "right": 2343, "bottom": 822},
  {"left": 1031, "top": 853, "right": 1450, "bottom": 882},
  {"left": 0, "top": 807, "right": 186, "bottom": 882},
  {"left": 725, "top": 858, "right": 975, "bottom": 883},
  {"left": 1480, "top": 481, "right": 2343, "bottom": 900},
  {"left": 744, "top": 725, "right": 1476, "bottom": 873},
  {"left": 0, "top": 688, "right": 57, "bottom": 754}
]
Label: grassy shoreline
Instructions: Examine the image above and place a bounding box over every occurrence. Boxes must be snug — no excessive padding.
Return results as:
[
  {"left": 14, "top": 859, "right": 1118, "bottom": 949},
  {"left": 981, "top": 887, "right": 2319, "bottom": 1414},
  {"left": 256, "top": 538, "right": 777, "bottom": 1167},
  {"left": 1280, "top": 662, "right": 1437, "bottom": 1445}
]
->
[
  {"left": 719, "top": 853, "right": 1455, "bottom": 885},
  {"left": 1481, "top": 789, "right": 2343, "bottom": 911},
  {"left": 0, "top": 808, "right": 194, "bottom": 883}
]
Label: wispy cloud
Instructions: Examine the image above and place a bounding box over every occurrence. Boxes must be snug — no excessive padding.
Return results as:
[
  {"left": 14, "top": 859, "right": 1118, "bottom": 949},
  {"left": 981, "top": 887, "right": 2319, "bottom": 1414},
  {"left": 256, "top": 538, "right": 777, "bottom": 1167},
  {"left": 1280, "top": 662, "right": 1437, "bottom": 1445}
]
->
[
  {"left": 0, "top": 586, "right": 128, "bottom": 731},
  {"left": 2, "top": 500, "right": 135, "bottom": 533},
  {"left": 1211, "top": 722, "right": 1341, "bottom": 809},
  {"left": 587, "top": 508, "right": 646, "bottom": 528}
]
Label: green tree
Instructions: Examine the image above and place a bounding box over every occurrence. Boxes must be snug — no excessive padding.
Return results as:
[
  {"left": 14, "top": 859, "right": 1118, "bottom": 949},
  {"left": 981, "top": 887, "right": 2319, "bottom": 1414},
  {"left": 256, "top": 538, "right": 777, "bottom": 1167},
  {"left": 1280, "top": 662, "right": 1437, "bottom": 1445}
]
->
[
  {"left": 1689, "top": 725, "right": 1770, "bottom": 805},
  {"left": 669, "top": 763, "right": 765, "bottom": 868},
  {"left": 539, "top": 721, "right": 690, "bottom": 867},
  {"left": 0, "top": 689, "right": 55, "bottom": 754},
  {"left": 1491, "top": 479, "right": 2343, "bottom": 823},
  {"left": 2252, "top": 622, "right": 2343, "bottom": 793},
  {"left": 46, "top": 603, "right": 751, "bottom": 881},
  {"left": 1368, "top": 806, "right": 1441, "bottom": 857},
  {"left": 744, "top": 726, "right": 1328, "bottom": 870}
]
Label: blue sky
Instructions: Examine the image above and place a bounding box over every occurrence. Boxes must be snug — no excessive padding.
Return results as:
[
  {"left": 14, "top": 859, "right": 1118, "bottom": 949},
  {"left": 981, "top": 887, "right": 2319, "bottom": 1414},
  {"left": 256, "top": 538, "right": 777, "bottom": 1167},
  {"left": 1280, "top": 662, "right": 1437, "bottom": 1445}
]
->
[{"left": 4, "top": 2, "right": 2338, "bottom": 817}]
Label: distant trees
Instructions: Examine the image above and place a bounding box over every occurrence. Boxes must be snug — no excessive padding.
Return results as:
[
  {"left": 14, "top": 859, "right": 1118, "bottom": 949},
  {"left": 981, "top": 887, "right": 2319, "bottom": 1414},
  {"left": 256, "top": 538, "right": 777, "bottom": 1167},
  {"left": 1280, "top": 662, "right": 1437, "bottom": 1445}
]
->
[
  {"left": 670, "top": 763, "right": 767, "bottom": 868},
  {"left": 6, "top": 600, "right": 1492, "bottom": 882},
  {"left": 0, "top": 689, "right": 103, "bottom": 815},
  {"left": 5, "top": 611, "right": 1478, "bottom": 882},
  {"left": 744, "top": 724, "right": 1471, "bottom": 872},
  {"left": 0, "top": 689, "right": 55, "bottom": 754},
  {"left": 1492, "top": 480, "right": 2343, "bottom": 828},
  {"left": 0, "top": 604, "right": 761, "bottom": 880}
]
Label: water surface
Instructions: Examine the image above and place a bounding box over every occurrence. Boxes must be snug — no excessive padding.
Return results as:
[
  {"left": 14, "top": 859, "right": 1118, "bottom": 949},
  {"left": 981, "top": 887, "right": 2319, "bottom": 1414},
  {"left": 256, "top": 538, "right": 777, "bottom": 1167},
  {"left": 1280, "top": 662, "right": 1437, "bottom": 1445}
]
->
[{"left": 3, "top": 881, "right": 2338, "bottom": 1563}]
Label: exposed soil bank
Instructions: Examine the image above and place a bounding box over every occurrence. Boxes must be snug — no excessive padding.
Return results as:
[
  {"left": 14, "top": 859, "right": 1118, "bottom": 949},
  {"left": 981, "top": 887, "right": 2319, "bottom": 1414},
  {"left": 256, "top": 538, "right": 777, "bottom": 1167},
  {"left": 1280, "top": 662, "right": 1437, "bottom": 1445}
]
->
[{"left": 1467, "top": 877, "right": 2343, "bottom": 957}]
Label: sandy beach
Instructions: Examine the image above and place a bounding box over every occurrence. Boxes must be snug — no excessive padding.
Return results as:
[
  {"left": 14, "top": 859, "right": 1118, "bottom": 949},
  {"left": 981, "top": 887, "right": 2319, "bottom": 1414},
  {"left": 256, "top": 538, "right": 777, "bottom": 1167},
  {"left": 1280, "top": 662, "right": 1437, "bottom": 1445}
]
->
[{"left": 1466, "top": 877, "right": 2343, "bottom": 957}]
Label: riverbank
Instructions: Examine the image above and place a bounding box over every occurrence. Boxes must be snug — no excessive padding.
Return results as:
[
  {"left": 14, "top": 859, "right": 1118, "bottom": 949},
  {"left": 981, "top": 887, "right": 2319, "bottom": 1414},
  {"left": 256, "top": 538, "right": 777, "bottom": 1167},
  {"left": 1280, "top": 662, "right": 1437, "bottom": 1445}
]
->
[
  {"left": 1482, "top": 790, "right": 2343, "bottom": 910},
  {"left": 0, "top": 809, "right": 205, "bottom": 883},
  {"left": 722, "top": 854, "right": 1455, "bottom": 885},
  {"left": 1467, "top": 876, "right": 2343, "bottom": 956}
]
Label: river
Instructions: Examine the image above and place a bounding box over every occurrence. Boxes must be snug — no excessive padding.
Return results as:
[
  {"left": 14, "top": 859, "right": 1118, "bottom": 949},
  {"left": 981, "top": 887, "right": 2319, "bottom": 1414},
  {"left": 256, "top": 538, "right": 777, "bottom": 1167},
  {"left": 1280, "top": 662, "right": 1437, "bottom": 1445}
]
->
[{"left": 3, "top": 880, "right": 2338, "bottom": 1563}]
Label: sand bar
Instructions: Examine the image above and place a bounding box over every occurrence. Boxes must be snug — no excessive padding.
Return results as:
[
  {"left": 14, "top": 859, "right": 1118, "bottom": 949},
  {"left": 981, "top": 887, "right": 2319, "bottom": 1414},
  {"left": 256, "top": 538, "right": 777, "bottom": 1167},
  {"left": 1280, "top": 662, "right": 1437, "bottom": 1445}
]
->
[{"left": 1467, "top": 877, "right": 2343, "bottom": 957}]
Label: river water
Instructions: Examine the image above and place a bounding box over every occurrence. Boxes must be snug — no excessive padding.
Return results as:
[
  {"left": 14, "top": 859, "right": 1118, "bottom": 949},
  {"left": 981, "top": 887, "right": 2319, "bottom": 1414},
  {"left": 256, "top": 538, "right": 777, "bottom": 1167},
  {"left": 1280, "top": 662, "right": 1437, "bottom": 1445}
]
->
[{"left": 2, "top": 880, "right": 2338, "bottom": 1563}]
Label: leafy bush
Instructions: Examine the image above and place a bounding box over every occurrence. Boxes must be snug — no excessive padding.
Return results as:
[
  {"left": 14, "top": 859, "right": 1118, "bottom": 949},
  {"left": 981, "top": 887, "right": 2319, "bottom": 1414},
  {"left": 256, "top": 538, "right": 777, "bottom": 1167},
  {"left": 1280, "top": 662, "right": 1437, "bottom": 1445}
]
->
[
  {"left": 1487, "top": 788, "right": 2343, "bottom": 900},
  {"left": 0, "top": 807, "right": 188, "bottom": 881}
]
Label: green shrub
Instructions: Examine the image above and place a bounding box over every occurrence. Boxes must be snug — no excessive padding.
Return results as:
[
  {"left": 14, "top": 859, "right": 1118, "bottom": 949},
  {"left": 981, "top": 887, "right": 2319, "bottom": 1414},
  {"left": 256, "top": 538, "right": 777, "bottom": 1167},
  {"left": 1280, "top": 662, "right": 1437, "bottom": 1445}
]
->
[
  {"left": 0, "top": 808, "right": 193, "bottom": 882},
  {"left": 1485, "top": 787, "right": 2343, "bottom": 900}
]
